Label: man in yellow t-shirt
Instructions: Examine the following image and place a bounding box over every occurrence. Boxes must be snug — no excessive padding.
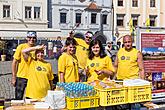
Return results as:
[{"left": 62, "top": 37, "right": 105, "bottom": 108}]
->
[
  {"left": 114, "top": 35, "right": 144, "bottom": 80},
  {"left": 74, "top": 31, "right": 93, "bottom": 81},
  {"left": 22, "top": 45, "right": 54, "bottom": 99},
  {"left": 58, "top": 37, "right": 79, "bottom": 82},
  {"left": 12, "top": 31, "right": 37, "bottom": 100}
]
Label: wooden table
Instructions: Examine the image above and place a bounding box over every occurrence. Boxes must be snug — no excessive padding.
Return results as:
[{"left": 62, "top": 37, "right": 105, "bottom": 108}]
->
[{"left": 5, "top": 105, "right": 52, "bottom": 110}]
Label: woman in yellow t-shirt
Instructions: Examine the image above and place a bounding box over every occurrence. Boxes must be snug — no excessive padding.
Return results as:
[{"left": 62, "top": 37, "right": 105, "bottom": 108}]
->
[
  {"left": 58, "top": 37, "right": 79, "bottom": 82},
  {"left": 22, "top": 45, "right": 54, "bottom": 99},
  {"left": 86, "top": 39, "right": 115, "bottom": 82}
]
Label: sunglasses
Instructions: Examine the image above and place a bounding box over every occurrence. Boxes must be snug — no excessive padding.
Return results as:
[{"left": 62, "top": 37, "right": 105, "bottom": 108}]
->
[
  {"left": 86, "top": 36, "right": 92, "bottom": 39},
  {"left": 27, "top": 37, "right": 37, "bottom": 39}
]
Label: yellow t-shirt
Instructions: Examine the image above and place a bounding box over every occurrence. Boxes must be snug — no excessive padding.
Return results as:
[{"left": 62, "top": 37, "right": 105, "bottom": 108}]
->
[
  {"left": 25, "top": 60, "right": 54, "bottom": 99},
  {"left": 117, "top": 48, "right": 139, "bottom": 80},
  {"left": 75, "top": 38, "right": 89, "bottom": 69},
  {"left": 86, "top": 56, "right": 115, "bottom": 81},
  {"left": 13, "top": 43, "right": 35, "bottom": 79},
  {"left": 58, "top": 52, "right": 79, "bottom": 82}
]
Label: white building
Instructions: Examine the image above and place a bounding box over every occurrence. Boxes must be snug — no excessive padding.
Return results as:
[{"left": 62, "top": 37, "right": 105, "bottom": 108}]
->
[
  {"left": 113, "top": 0, "right": 165, "bottom": 44},
  {"left": 0, "top": 0, "right": 60, "bottom": 39},
  {"left": 51, "top": 0, "right": 113, "bottom": 42}
]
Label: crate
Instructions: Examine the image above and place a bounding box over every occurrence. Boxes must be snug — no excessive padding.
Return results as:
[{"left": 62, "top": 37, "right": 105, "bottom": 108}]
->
[
  {"left": 95, "top": 87, "right": 127, "bottom": 106},
  {"left": 128, "top": 85, "right": 152, "bottom": 103},
  {"left": 66, "top": 96, "right": 99, "bottom": 109}
]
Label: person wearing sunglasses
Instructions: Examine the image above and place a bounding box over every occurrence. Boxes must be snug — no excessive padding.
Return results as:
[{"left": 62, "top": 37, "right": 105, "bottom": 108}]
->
[
  {"left": 71, "top": 31, "right": 93, "bottom": 82},
  {"left": 11, "top": 31, "right": 37, "bottom": 100}
]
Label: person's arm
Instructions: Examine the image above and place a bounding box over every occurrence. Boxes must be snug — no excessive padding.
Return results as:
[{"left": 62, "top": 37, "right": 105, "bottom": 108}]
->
[
  {"left": 113, "top": 54, "right": 119, "bottom": 79},
  {"left": 49, "top": 80, "right": 54, "bottom": 90},
  {"left": 11, "top": 59, "right": 18, "bottom": 87},
  {"left": 59, "top": 72, "right": 65, "bottom": 82},
  {"left": 95, "top": 69, "right": 114, "bottom": 76},
  {"left": 114, "top": 54, "right": 118, "bottom": 73},
  {"left": 22, "top": 45, "right": 45, "bottom": 61},
  {"left": 137, "top": 51, "right": 145, "bottom": 79}
]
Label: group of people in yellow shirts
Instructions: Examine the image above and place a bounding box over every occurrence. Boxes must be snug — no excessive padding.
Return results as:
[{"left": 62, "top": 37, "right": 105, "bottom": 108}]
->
[
  {"left": 11, "top": 31, "right": 145, "bottom": 100},
  {"left": 58, "top": 31, "right": 145, "bottom": 82}
]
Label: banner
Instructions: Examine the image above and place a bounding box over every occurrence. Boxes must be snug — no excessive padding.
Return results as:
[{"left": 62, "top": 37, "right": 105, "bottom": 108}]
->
[{"left": 141, "top": 33, "right": 165, "bottom": 94}]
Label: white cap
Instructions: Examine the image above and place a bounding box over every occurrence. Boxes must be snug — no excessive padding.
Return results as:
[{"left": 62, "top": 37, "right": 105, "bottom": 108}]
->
[{"left": 27, "top": 31, "right": 37, "bottom": 37}]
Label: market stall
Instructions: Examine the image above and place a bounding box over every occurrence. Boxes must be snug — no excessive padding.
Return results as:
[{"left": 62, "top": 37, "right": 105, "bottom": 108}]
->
[{"left": 1, "top": 79, "right": 155, "bottom": 110}]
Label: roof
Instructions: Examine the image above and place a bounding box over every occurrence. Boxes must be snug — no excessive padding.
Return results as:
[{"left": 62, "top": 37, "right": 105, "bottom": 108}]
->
[{"left": 84, "top": 2, "right": 102, "bottom": 12}]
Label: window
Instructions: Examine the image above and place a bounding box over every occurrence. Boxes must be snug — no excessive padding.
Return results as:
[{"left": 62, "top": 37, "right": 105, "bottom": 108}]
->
[
  {"left": 34, "top": 7, "right": 40, "bottom": 19},
  {"left": 102, "top": 14, "right": 107, "bottom": 24},
  {"left": 150, "top": 0, "right": 155, "bottom": 7},
  {"left": 60, "top": 13, "right": 67, "bottom": 23},
  {"left": 25, "top": 6, "right": 32, "bottom": 19},
  {"left": 91, "top": 13, "right": 97, "bottom": 24},
  {"left": 3, "top": 5, "right": 10, "bottom": 18},
  {"left": 118, "top": 0, "right": 123, "bottom": 6},
  {"left": 132, "top": 0, "right": 138, "bottom": 7},
  {"left": 76, "top": 13, "right": 81, "bottom": 24},
  {"left": 117, "top": 14, "right": 125, "bottom": 26},
  {"left": 132, "top": 15, "right": 139, "bottom": 27},
  {"left": 150, "top": 15, "right": 157, "bottom": 26}
]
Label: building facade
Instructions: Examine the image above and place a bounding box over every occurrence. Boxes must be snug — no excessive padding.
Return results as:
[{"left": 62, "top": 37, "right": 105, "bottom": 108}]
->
[
  {"left": 51, "top": 0, "right": 113, "bottom": 42},
  {"left": 0, "top": 0, "right": 60, "bottom": 61},
  {"left": 0, "top": 0, "right": 60, "bottom": 39},
  {"left": 113, "top": 0, "right": 165, "bottom": 43}
]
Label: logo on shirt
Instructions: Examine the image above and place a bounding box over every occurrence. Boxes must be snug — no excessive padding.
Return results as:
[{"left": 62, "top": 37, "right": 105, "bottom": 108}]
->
[
  {"left": 36, "top": 66, "right": 46, "bottom": 72},
  {"left": 90, "top": 63, "right": 95, "bottom": 67},
  {"left": 121, "top": 56, "right": 130, "bottom": 60},
  {"left": 90, "top": 63, "right": 99, "bottom": 67},
  {"left": 121, "top": 56, "right": 125, "bottom": 60}
]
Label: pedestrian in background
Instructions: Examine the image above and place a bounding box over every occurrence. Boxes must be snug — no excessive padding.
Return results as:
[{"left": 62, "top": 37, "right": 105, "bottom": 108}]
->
[
  {"left": 11, "top": 31, "right": 37, "bottom": 100},
  {"left": 105, "top": 41, "right": 113, "bottom": 58},
  {"left": 58, "top": 37, "right": 79, "bottom": 82},
  {"left": 86, "top": 39, "right": 115, "bottom": 82},
  {"left": 114, "top": 35, "right": 145, "bottom": 80},
  {"left": 22, "top": 45, "right": 54, "bottom": 99}
]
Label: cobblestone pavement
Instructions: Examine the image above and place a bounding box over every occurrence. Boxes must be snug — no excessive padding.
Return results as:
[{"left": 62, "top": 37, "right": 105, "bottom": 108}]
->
[{"left": 0, "top": 59, "right": 58, "bottom": 99}]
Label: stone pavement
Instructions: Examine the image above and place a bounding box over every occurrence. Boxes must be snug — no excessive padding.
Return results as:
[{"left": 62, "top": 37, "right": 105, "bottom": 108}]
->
[{"left": 0, "top": 59, "right": 58, "bottom": 99}]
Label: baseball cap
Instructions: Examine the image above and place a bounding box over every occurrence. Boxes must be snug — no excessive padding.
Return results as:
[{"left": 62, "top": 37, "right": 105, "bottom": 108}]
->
[{"left": 27, "top": 31, "right": 37, "bottom": 37}]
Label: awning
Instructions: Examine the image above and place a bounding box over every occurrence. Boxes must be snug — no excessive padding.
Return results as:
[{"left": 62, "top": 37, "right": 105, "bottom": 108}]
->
[{"left": 0, "top": 28, "right": 62, "bottom": 40}]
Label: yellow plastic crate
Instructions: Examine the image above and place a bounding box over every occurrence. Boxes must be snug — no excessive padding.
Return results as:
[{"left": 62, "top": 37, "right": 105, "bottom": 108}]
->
[
  {"left": 66, "top": 96, "right": 99, "bottom": 109},
  {"left": 128, "top": 85, "right": 152, "bottom": 103},
  {"left": 95, "top": 87, "right": 127, "bottom": 106}
]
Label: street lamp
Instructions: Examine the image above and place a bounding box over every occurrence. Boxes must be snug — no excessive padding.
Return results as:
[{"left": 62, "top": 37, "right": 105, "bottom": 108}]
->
[{"left": 111, "top": 0, "right": 114, "bottom": 37}]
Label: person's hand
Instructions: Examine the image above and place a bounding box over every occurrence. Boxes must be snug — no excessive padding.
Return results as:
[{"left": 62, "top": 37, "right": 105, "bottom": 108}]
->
[
  {"left": 85, "top": 66, "right": 89, "bottom": 75},
  {"left": 95, "top": 70, "right": 104, "bottom": 75},
  {"left": 36, "top": 44, "right": 46, "bottom": 50},
  {"left": 11, "top": 76, "right": 16, "bottom": 87}
]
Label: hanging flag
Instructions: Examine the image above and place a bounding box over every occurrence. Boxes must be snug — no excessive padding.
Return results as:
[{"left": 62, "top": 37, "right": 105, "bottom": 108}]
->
[
  {"left": 129, "top": 18, "right": 134, "bottom": 35},
  {"left": 145, "top": 18, "right": 150, "bottom": 32},
  {"left": 145, "top": 18, "right": 150, "bottom": 27}
]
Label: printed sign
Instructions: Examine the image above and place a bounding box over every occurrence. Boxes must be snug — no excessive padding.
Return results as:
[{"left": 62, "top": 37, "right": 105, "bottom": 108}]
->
[{"left": 141, "top": 33, "right": 165, "bottom": 93}]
